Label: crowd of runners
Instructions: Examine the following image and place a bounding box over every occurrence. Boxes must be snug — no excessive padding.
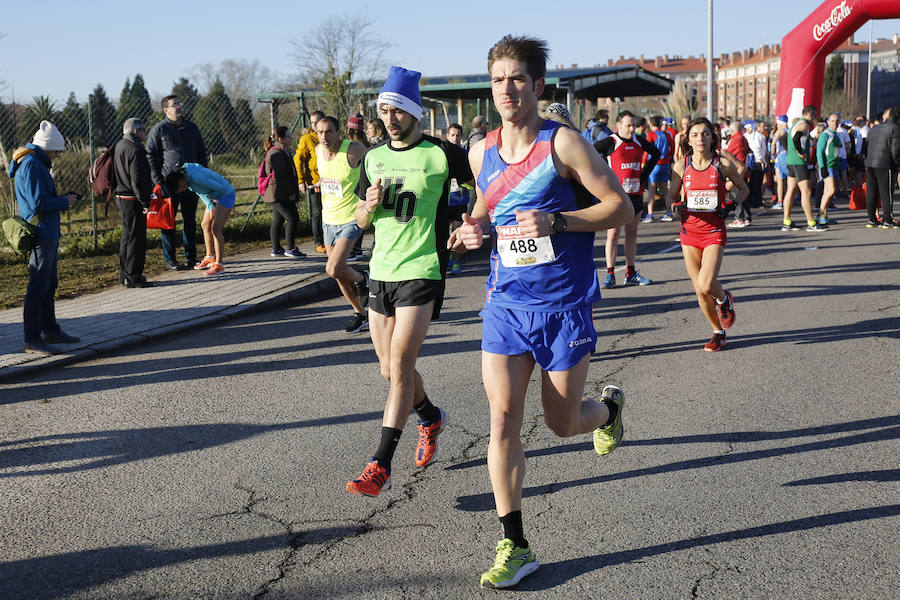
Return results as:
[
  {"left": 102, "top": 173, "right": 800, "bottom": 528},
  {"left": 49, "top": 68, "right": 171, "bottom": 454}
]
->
[{"left": 11, "top": 28, "right": 900, "bottom": 589}]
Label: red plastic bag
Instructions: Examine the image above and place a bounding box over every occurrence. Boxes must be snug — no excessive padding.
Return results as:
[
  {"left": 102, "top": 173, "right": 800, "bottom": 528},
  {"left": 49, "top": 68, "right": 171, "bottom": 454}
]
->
[
  {"left": 146, "top": 183, "right": 175, "bottom": 230},
  {"left": 849, "top": 183, "right": 881, "bottom": 211}
]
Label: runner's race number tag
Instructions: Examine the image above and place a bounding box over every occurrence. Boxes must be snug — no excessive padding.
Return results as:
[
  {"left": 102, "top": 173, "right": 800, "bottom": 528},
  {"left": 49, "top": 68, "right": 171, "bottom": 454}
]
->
[
  {"left": 622, "top": 177, "right": 640, "bottom": 194},
  {"left": 686, "top": 189, "right": 718, "bottom": 212},
  {"left": 496, "top": 225, "right": 556, "bottom": 267},
  {"left": 321, "top": 178, "right": 342, "bottom": 200}
]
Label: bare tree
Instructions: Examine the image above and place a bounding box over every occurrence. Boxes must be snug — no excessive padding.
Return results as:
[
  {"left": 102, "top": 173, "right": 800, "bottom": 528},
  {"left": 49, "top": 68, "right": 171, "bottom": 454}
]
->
[
  {"left": 189, "top": 58, "right": 276, "bottom": 103},
  {"left": 289, "top": 15, "right": 392, "bottom": 124},
  {"left": 0, "top": 33, "right": 7, "bottom": 94}
]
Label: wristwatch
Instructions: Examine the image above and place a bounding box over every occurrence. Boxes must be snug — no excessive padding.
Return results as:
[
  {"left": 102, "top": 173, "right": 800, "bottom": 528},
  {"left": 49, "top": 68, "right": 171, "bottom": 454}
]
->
[{"left": 550, "top": 211, "right": 568, "bottom": 234}]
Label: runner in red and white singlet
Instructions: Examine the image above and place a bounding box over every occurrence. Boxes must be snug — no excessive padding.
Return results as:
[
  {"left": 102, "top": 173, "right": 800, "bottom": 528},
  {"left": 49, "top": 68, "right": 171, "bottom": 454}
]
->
[{"left": 669, "top": 117, "right": 748, "bottom": 352}]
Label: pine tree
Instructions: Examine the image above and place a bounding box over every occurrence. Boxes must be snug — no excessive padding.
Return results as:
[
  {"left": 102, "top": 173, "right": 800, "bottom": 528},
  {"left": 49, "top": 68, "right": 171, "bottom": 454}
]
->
[
  {"left": 130, "top": 74, "right": 153, "bottom": 123},
  {"left": 824, "top": 55, "right": 845, "bottom": 94},
  {"left": 193, "top": 79, "right": 239, "bottom": 155},
  {"left": 233, "top": 98, "right": 259, "bottom": 155},
  {"left": 89, "top": 84, "right": 117, "bottom": 148},
  {"left": 171, "top": 77, "right": 200, "bottom": 121},
  {"left": 58, "top": 92, "right": 88, "bottom": 142},
  {"left": 115, "top": 77, "right": 134, "bottom": 132}
]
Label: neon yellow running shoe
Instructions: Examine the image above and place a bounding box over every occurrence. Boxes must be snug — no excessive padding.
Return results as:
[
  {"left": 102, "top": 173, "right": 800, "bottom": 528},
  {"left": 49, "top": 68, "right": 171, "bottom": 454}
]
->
[
  {"left": 479, "top": 538, "right": 539, "bottom": 589},
  {"left": 594, "top": 385, "right": 625, "bottom": 456}
]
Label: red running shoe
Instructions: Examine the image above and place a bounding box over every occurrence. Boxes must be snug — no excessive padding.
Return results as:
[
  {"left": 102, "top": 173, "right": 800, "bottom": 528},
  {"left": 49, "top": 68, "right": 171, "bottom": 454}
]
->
[
  {"left": 346, "top": 459, "right": 391, "bottom": 497},
  {"left": 704, "top": 332, "right": 727, "bottom": 352},
  {"left": 415, "top": 407, "right": 449, "bottom": 467},
  {"left": 717, "top": 290, "right": 736, "bottom": 330}
]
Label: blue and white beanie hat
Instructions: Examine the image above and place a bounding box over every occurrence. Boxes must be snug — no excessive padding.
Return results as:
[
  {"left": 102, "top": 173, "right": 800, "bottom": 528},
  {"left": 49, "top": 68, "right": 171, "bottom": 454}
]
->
[{"left": 378, "top": 66, "right": 423, "bottom": 121}]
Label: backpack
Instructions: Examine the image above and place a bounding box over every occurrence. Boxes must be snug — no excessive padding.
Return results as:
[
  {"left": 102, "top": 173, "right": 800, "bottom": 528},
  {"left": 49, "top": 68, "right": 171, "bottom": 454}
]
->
[
  {"left": 88, "top": 145, "right": 116, "bottom": 197},
  {"left": 257, "top": 157, "right": 275, "bottom": 196},
  {"left": 2, "top": 215, "right": 38, "bottom": 255}
]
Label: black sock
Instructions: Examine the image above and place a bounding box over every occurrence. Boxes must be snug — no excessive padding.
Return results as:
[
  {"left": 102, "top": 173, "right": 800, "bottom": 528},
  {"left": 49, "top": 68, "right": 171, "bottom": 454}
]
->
[
  {"left": 373, "top": 427, "right": 402, "bottom": 470},
  {"left": 626, "top": 265, "right": 636, "bottom": 277},
  {"left": 602, "top": 400, "right": 619, "bottom": 427},
  {"left": 606, "top": 267, "right": 615, "bottom": 275},
  {"left": 413, "top": 394, "right": 440, "bottom": 423},
  {"left": 499, "top": 511, "right": 527, "bottom": 548}
]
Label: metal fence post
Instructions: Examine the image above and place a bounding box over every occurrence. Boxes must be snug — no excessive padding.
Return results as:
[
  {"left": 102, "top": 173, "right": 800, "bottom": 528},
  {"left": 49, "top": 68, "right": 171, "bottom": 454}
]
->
[{"left": 88, "top": 94, "right": 97, "bottom": 251}]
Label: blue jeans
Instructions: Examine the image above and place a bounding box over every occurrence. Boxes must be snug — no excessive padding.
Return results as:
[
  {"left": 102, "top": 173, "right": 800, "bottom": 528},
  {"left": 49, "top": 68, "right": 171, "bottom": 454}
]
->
[
  {"left": 161, "top": 189, "right": 198, "bottom": 265},
  {"left": 24, "top": 237, "right": 61, "bottom": 342}
]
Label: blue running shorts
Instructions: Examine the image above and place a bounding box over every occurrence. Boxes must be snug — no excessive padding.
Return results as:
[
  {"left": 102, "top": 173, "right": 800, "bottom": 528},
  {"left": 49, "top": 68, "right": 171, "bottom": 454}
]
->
[
  {"left": 775, "top": 153, "right": 788, "bottom": 179},
  {"left": 480, "top": 302, "right": 597, "bottom": 371},
  {"left": 649, "top": 163, "right": 671, "bottom": 184},
  {"left": 198, "top": 191, "right": 235, "bottom": 210}
]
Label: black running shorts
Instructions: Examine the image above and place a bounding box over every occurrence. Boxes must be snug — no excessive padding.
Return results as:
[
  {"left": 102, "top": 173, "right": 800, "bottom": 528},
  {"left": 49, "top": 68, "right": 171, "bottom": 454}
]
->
[
  {"left": 369, "top": 278, "right": 444, "bottom": 320},
  {"left": 628, "top": 194, "right": 645, "bottom": 214},
  {"left": 786, "top": 163, "right": 810, "bottom": 182}
]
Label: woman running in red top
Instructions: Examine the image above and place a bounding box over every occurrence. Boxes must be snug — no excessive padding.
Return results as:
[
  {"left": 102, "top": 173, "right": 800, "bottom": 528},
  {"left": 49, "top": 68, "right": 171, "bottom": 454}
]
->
[{"left": 669, "top": 117, "right": 748, "bottom": 352}]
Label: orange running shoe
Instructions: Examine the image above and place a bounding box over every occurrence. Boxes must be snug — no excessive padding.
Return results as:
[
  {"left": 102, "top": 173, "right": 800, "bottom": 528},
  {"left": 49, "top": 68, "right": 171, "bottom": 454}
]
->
[
  {"left": 194, "top": 255, "right": 216, "bottom": 270},
  {"left": 717, "top": 290, "right": 736, "bottom": 330},
  {"left": 346, "top": 459, "right": 391, "bottom": 496},
  {"left": 204, "top": 262, "right": 225, "bottom": 276},
  {"left": 415, "top": 407, "right": 449, "bottom": 467}
]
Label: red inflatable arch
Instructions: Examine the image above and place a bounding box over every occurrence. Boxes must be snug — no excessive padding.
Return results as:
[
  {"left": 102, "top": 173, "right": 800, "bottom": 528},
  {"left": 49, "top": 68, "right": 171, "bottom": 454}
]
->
[{"left": 776, "top": 0, "right": 900, "bottom": 119}]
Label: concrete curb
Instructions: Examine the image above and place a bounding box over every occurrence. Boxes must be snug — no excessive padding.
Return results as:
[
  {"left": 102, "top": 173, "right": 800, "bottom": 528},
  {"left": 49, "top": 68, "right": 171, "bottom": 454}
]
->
[{"left": 0, "top": 274, "right": 340, "bottom": 384}]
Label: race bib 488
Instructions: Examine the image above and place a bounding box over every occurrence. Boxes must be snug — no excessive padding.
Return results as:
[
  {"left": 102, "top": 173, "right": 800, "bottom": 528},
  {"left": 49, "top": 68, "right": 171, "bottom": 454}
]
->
[{"left": 495, "top": 225, "right": 556, "bottom": 267}]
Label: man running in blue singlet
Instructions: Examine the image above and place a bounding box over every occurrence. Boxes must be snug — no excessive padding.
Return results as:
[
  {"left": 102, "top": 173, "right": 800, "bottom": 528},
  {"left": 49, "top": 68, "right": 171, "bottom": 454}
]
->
[{"left": 449, "top": 35, "right": 634, "bottom": 589}]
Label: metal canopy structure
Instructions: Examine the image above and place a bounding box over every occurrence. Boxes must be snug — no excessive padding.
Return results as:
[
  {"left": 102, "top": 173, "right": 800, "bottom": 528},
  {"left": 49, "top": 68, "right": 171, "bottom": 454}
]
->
[
  {"left": 255, "top": 64, "right": 673, "bottom": 134},
  {"left": 256, "top": 64, "right": 672, "bottom": 104},
  {"left": 415, "top": 64, "right": 673, "bottom": 101}
]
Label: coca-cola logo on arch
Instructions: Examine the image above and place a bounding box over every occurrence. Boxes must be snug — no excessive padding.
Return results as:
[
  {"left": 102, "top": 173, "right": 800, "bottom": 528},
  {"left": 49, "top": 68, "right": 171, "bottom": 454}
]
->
[{"left": 813, "top": 0, "right": 852, "bottom": 42}]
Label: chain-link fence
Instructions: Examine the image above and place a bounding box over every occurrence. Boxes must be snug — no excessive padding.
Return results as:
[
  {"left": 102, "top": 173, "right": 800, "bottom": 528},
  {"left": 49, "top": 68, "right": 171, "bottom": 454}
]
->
[{"left": 1, "top": 87, "right": 279, "bottom": 252}]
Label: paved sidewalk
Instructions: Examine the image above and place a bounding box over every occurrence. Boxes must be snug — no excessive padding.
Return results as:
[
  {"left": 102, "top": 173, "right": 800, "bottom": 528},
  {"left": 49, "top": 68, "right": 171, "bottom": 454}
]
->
[{"left": 0, "top": 242, "right": 346, "bottom": 382}]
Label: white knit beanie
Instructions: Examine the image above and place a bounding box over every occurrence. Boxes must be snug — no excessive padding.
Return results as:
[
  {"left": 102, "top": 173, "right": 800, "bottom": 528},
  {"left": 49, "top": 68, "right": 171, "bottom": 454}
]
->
[{"left": 32, "top": 120, "right": 66, "bottom": 151}]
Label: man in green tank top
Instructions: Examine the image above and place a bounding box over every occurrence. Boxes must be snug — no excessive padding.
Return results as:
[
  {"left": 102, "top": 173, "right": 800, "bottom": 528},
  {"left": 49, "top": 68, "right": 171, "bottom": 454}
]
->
[
  {"left": 783, "top": 105, "right": 827, "bottom": 231},
  {"left": 315, "top": 116, "right": 369, "bottom": 333},
  {"left": 815, "top": 113, "right": 843, "bottom": 226},
  {"left": 345, "top": 66, "right": 472, "bottom": 498}
]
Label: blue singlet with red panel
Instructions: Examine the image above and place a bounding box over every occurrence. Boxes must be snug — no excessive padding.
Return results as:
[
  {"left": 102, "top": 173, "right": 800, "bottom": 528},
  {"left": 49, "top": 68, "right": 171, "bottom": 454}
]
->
[{"left": 477, "top": 120, "right": 601, "bottom": 312}]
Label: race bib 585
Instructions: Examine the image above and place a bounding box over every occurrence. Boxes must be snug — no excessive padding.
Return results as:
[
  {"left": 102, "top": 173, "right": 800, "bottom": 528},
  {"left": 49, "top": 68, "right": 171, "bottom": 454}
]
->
[{"left": 686, "top": 189, "right": 718, "bottom": 212}]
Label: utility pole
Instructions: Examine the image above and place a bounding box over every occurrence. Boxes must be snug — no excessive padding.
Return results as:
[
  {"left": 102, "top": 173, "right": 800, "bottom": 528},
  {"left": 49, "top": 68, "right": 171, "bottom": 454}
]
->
[{"left": 707, "top": 0, "right": 714, "bottom": 121}]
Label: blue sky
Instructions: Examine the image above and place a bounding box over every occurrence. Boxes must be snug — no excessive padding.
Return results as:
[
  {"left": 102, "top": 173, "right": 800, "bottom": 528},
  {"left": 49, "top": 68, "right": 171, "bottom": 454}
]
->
[{"left": 2, "top": 0, "right": 899, "bottom": 103}]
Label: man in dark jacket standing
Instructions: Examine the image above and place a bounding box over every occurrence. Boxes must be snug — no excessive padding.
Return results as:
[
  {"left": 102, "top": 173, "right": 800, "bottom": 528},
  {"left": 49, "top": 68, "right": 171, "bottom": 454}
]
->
[
  {"left": 7, "top": 121, "right": 80, "bottom": 354},
  {"left": 864, "top": 106, "right": 900, "bottom": 228},
  {"left": 114, "top": 118, "right": 153, "bottom": 287},
  {"left": 146, "top": 94, "right": 208, "bottom": 269}
]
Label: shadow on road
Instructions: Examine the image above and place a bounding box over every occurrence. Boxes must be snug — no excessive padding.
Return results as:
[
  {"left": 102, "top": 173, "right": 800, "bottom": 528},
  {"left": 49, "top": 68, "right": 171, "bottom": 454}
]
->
[
  {"left": 782, "top": 468, "right": 900, "bottom": 486},
  {"left": 0, "top": 411, "right": 382, "bottom": 477},
  {"left": 0, "top": 525, "right": 361, "bottom": 600},
  {"left": 521, "top": 504, "right": 900, "bottom": 590},
  {"left": 593, "top": 316, "right": 900, "bottom": 359},
  {"left": 452, "top": 418, "right": 900, "bottom": 512}
]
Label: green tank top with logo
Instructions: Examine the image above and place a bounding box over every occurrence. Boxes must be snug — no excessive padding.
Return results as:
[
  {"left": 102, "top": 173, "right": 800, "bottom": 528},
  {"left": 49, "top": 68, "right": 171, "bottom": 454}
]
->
[
  {"left": 358, "top": 136, "right": 451, "bottom": 282},
  {"left": 786, "top": 119, "right": 810, "bottom": 166}
]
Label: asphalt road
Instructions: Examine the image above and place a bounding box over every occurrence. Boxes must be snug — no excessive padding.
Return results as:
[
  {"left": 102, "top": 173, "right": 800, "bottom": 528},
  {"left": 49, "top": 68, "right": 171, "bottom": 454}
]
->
[{"left": 1, "top": 208, "right": 898, "bottom": 599}]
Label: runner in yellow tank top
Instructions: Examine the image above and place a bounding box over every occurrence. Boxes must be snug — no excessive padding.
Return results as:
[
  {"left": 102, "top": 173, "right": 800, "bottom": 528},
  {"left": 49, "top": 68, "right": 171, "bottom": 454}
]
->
[{"left": 315, "top": 116, "right": 370, "bottom": 333}]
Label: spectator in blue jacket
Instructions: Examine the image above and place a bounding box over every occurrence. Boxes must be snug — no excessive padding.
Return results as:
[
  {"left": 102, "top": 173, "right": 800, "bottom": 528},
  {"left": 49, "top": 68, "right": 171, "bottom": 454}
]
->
[
  {"left": 165, "top": 164, "right": 235, "bottom": 275},
  {"left": 7, "top": 121, "right": 80, "bottom": 354}
]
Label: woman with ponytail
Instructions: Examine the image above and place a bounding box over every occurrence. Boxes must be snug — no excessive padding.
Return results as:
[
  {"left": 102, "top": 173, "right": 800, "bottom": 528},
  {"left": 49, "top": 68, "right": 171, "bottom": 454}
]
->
[{"left": 263, "top": 127, "right": 305, "bottom": 257}]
